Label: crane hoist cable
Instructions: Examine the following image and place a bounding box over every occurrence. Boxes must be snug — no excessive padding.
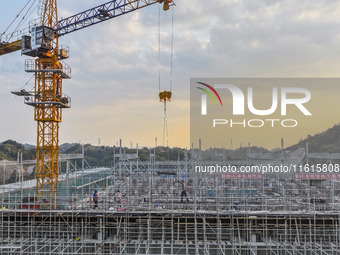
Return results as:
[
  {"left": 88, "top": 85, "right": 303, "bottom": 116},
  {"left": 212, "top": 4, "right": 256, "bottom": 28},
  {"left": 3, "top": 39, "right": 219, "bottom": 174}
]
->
[
  {"left": 170, "top": 6, "right": 174, "bottom": 92},
  {"left": 20, "top": 1, "right": 40, "bottom": 30},
  {"left": 22, "top": 74, "right": 35, "bottom": 90},
  {"left": 8, "top": 0, "right": 38, "bottom": 41},
  {"left": 1, "top": 0, "right": 37, "bottom": 41},
  {"left": 159, "top": 5, "right": 174, "bottom": 147},
  {"left": 1, "top": 0, "right": 32, "bottom": 38}
]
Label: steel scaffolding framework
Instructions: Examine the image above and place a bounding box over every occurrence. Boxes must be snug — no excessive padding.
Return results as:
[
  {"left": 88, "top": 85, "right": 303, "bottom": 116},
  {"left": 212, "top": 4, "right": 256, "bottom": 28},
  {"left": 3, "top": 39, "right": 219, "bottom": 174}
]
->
[{"left": 1, "top": 145, "right": 340, "bottom": 254}]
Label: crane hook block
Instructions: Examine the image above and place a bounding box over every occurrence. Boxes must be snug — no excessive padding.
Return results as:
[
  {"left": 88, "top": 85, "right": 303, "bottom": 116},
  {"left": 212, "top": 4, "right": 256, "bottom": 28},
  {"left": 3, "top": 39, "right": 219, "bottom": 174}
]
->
[
  {"left": 159, "top": 91, "right": 172, "bottom": 102},
  {"left": 158, "top": 0, "right": 172, "bottom": 11}
]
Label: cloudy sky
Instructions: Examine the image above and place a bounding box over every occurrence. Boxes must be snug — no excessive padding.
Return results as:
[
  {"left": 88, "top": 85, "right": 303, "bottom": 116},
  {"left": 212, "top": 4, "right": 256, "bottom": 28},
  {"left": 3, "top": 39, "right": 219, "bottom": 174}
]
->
[{"left": 0, "top": 0, "right": 340, "bottom": 149}]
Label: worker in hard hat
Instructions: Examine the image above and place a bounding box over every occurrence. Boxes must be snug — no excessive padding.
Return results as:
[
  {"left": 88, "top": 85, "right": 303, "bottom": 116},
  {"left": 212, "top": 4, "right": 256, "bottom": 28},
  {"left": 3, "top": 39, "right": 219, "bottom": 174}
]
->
[
  {"left": 93, "top": 189, "right": 98, "bottom": 209},
  {"left": 177, "top": 179, "right": 189, "bottom": 203},
  {"left": 232, "top": 201, "right": 239, "bottom": 210}
]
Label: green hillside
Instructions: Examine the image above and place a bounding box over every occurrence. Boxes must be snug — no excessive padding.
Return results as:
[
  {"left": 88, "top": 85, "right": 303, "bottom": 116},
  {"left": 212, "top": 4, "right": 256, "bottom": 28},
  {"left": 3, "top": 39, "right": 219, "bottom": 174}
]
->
[
  {"left": 2, "top": 123, "right": 340, "bottom": 165},
  {"left": 0, "top": 141, "right": 186, "bottom": 165},
  {"left": 287, "top": 124, "right": 340, "bottom": 153},
  {"left": 0, "top": 140, "right": 35, "bottom": 161}
]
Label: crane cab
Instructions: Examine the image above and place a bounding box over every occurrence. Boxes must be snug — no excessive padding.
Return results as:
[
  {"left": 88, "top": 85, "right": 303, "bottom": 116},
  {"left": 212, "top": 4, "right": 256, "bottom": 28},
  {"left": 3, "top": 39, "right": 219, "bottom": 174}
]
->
[{"left": 21, "top": 26, "right": 54, "bottom": 57}]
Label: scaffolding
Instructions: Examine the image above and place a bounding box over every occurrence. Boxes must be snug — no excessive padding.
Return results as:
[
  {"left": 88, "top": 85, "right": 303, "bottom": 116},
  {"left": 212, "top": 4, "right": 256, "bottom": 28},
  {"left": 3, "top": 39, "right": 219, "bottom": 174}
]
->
[{"left": 1, "top": 143, "right": 340, "bottom": 254}]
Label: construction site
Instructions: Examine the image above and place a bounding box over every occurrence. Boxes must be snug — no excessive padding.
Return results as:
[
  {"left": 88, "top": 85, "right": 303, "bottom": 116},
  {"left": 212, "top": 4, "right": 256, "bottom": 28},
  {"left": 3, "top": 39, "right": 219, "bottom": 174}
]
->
[
  {"left": 1, "top": 0, "right": 340, "bottom": 254},
  {"left": 0, "top": 141, "right": 340, "bottom": 254}
]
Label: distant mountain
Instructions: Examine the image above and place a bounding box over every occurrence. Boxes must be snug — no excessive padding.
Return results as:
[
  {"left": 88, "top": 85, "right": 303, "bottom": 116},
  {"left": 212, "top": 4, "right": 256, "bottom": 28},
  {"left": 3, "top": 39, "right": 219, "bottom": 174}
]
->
[
  {"left": 201, "top": 146, "right": 270, "bottom": 161},
  {"left": 0, "top": 140, "right": 35, "bottom": 161},
  {"left": 24, "top": 143, "right": 35, "bottom": 150},
  {"left": 0, "top": 140, "right": 187, "bottom": 165},
  {"left": 287, "top": 124, "right": 340, "bottom": 153},
  {"left": 2, "top": 123, "right": 340, "bottom": 164},
  {"left": 59, "top": 143, "right": 79, "bottom": 152}
]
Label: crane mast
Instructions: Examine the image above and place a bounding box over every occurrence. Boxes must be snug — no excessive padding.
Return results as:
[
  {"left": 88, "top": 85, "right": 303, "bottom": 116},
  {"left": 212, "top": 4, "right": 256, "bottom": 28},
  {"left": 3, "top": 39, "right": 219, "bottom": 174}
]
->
[
  {"left": 1, "top": 0, "right": 174, "bottom": 207},
  {"left": 31, "top": 0, "right": 66, "bottom": 205}
]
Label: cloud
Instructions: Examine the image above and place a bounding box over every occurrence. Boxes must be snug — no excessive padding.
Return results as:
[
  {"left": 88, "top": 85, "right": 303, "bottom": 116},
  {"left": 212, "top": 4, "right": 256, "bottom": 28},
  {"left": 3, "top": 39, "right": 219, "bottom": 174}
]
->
[{"left": 1, "top": 0, "right": 340, "bottom": 148}]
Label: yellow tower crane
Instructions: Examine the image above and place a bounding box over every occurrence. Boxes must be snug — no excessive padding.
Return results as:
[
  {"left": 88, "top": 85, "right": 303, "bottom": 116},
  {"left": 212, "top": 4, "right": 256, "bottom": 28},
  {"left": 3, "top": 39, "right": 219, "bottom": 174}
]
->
[{"left": 1, "top": 0, "right": 175, "bottom": 207}]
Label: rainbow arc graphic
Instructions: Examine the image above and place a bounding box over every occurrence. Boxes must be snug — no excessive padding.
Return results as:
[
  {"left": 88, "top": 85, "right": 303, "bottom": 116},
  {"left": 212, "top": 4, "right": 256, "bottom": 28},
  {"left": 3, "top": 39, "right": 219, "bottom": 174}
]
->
[{"left": 196, "top": 82, "right": 222, "bottom": 115}]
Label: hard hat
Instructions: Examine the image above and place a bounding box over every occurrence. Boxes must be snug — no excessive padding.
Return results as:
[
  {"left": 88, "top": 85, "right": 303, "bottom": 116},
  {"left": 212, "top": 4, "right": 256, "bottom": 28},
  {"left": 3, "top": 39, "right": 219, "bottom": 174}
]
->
[
  {"left": 117, "top": 189, "right": 120, "bottom": 192},
  {"left": 94, "top": 189, "right": 98, "bottom": 192}
]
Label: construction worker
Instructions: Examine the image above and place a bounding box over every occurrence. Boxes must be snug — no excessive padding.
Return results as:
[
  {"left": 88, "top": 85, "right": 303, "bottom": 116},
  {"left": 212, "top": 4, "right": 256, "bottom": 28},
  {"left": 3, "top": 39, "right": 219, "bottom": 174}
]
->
[
  {"left": 115, "top": 189, "right": 122, "bottom": 204},
  {"left": 232, "top": 201, "right": 239, "bottom": 210},
  {"left": 177, "top": 179, "right": 189, "bottom": 203},
  {"left": 93, "top": 189, "right": 98, "bottom": 209}
]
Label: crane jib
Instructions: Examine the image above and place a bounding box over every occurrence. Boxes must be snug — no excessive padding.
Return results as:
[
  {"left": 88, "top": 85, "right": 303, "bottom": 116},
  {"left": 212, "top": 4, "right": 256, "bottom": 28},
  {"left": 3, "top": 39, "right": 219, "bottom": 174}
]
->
[
  {"left": 0, "top": 1, "right": 174, "bottom": 55},
  {"left": 55, "top": 0, "right": 172, "bottom": 37}
]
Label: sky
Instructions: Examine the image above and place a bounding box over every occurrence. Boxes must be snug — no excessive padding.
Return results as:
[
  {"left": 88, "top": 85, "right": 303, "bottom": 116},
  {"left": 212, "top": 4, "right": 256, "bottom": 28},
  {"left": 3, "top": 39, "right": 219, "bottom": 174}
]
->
[{"left": 0, "top": 0, "right": 340, "bottom": 149}]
